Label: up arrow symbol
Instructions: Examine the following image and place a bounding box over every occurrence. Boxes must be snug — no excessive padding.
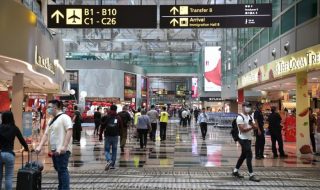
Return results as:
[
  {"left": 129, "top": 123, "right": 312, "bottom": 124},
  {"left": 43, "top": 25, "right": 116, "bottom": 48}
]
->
[
  {"left": 170, "top": 6, "right": 179, "bottom": 15},
  {"left": 170, "top": 18, "right": 179, "bottom": 27},
  {"left": 51, "top": 10, "right": 64, "bottom": 24}
]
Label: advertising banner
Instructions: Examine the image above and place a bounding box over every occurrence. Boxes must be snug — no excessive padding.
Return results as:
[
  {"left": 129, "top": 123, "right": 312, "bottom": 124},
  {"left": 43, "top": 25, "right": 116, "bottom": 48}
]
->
[
  {"left": 22, "top": 112, "right": 33, "bottom": 138},
  {"left": 204, "top": 46, "right": 221, "bottom": 91},
  {"left": 192, "top": 78, "right": 198, "bottom": 98}
]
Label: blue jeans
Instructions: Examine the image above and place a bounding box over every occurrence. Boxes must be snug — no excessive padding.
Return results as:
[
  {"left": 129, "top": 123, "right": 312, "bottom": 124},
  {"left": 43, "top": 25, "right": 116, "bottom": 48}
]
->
[
  {"left": 0, "top": 152, "right": 15, "bottom": 190},
  {"left": 52, "top": 151, "right": 71, "bottom": 190},
  {"left": 104, "top": 136, "right": 118, "bottom": 166}
]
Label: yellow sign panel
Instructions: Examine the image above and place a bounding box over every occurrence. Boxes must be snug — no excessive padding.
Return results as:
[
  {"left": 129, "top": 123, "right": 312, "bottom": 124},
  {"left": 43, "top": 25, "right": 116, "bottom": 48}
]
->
[{"left": 238, "top": 44, "right": 320, "bottom": 89}]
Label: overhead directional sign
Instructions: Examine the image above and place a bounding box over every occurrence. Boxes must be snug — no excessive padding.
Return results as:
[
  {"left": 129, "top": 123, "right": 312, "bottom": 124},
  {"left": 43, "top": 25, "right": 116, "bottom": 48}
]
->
[
  {"left": 160, "top": 4, "right": 272, "bottom": 28},
  {"left": 47, "top": 5, "right": 157, "bottom": 28}
]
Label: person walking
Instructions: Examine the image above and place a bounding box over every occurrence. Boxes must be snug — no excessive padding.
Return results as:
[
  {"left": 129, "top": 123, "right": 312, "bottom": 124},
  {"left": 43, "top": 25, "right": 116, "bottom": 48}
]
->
[
  {"left": 232, "top": 102, "right": 260, "bottom": 182},
  {"left": 309, "top": 108, "right": 317, "bottom": 153},
  {"left": 160, "top": 107, "right": 170, "bottom": 141},
  {"left": 136, "top": 110, "right": 151, "bottom": 150},
  {"left": 254, "top": 103, "right": 265, "bottom": 159},
  {"left": 197, "top": 108, "right": 208, "bottom": 140},
  {"left": 94, "top": 107, "right": 102, "bottom": 136},
  {"left": 72, "top": 105, "right": 82, "bottom": 144},
  {"left": 99, "top": 105, "right": 123, "bottom": 170},
  {"left": 0, "top": 111, "right": 29, "bottom": 190},
  {"left": 118, "top": 105, "right": 132, "bottom": 153},
  {"left": 181, "top": 108, "right": 188, "bottom": 127},
  {"left": 267, "top": 106, "right": 288, "bottom": 158},
  {"left": 194, "top": 108, "right": 200, "bottom": 125},
  {"left": 147, "top": 105, "right": 159, "bottom": 142},
  {"left": 36, "top": 100, "right": 73, "bottom": 190}
]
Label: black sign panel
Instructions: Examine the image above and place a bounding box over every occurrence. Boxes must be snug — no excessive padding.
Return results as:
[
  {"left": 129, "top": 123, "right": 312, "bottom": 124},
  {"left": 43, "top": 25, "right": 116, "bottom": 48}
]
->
[
  {"left": 160, "top": 4, "right": 272, "bottom": 28},
  {"left": 200, "top": 97, "right": 223, "bottom": 102},
  {"left": 48, "top": 5, "right": 157, "bottom": 28}
]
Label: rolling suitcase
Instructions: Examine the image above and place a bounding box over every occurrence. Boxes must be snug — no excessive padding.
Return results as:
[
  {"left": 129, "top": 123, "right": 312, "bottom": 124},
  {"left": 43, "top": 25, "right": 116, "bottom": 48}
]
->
[{"left": 16, "top": 151, "right": 42, "bottom": 190}]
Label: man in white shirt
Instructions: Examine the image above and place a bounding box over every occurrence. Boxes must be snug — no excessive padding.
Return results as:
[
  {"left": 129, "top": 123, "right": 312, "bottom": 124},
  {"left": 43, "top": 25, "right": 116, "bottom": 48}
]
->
[
  {"left": 232, "top": 102, "right": 260, "bottom": 182},
  {"left": 36, "top": 100, "right": 73, "bottom": 190},
  {"left": 197, "top": 108, "right": 208, "bottom": 140}
]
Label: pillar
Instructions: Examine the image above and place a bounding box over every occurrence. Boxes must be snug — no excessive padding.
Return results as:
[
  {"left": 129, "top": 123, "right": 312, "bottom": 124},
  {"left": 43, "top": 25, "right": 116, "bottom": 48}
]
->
[
  {"left": 12, "top": 73, "right": 24, "bottom": 150},
  {"left": 296, "top": 71, "right": 310, "bottom": 156}
]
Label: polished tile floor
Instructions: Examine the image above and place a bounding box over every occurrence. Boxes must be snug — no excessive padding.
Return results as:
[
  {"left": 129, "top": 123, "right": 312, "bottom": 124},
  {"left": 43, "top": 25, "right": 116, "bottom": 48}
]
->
[{"left": 7, "top": 119, "right": 320, "bottom": 189}]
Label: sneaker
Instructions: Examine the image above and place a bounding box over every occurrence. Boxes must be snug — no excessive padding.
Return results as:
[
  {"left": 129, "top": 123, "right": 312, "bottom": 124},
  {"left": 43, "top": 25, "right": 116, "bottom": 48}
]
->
[
  {"left": 232, "top": 171, "right": 244, "bottom": 178},
  {"left": 249, "top": 175, "right": 261, "bottom": 182},
  {"left": 255, "top": 156, "right": 262, "bottom": 160},
  {"left": 110, "top": 166, "right": 115, "bottom": 170},
  {"left": 104, "top": 161, "right": 112, "bottom": 171}
]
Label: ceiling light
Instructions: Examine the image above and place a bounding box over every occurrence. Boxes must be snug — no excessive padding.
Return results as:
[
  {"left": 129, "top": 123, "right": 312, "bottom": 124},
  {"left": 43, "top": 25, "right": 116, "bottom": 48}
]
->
[
  {"left": 4, "top": 60, "right": 9, "bottom": 63},
  {"left": 312, "top": 77, "right": 318, "bottom": 80}
]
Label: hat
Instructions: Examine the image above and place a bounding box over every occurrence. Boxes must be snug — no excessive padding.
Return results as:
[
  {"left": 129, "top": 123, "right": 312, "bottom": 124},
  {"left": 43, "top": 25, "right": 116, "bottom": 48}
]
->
[{"left": 242, "top": 102, "right": 252, "bottom": 107}]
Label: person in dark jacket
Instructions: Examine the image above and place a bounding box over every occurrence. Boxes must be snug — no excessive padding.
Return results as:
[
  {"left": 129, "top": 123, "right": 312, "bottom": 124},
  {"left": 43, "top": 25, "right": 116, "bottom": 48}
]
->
[
  {"left": 118, "top": 105, "right": 132, "bottom": 152},
  {"left": 0, "top": 111, "right": 29, "bottom": 190},
  {"left": 267, "top": 107, "right": 288, "bottom": 158},
  {"left": 194, "top": 108, "right": 200, "bottom": 124},
  {"left": 254, "top": 103, "right": 265, "bottom": 159},
  {"left": 99, "top": 105, "right": 123, "bottom": 170},
  {"left": 72, "top": 106, "right": 82, "bottom": 144},
  {"left": 94, "top": 107, "right": 102, "bottom": 136}
]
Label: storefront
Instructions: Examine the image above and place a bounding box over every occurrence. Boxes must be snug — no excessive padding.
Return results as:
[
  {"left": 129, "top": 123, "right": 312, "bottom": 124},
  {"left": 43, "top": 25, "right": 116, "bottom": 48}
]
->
[
  {"left": 238, "top": 43, "right": 320, "bottom": 155},
  {"left": 0, "top": 0, "right": 68, "bottom": 147}
]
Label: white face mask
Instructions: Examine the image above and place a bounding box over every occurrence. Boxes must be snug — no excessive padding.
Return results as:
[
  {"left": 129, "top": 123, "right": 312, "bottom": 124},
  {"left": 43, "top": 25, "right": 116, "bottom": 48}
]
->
[{"left": 244, "top": 107, "right": 251, "bottom": 113}]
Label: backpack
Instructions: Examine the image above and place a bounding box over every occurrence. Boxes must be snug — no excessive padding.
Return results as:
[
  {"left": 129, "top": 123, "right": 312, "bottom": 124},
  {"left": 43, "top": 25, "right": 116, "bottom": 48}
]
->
[
  {"left": 104, "top": 115, "right": 118, "bottom": 136},
  {"left": 118, "top": 111, "right": 131, "bottom": 127},
  {"left": 230, "top": 114, "right": 252, "bottom": 142}
]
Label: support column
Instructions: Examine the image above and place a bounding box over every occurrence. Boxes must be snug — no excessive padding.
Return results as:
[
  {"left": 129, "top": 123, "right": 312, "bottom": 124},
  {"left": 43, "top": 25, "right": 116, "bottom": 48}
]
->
[
  {"left": 12, "top": 73, "right": 24, "bottom": 150},
  {"left": 296, "top": 71, "right": 310, "bottom": 156}
]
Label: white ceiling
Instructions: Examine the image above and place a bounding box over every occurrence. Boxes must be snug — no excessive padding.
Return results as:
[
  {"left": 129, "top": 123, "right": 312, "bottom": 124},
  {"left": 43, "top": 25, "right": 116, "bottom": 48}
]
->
[
  {"left": 0, "top": 56, "right": 59, "bottom": 92},
  {"left": 251, "top": 70, "right": 320, "bottom": 92}
]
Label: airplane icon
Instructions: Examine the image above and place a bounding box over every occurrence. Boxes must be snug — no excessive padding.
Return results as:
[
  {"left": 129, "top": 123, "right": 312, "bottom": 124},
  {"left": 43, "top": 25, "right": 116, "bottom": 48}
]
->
[
  {"left": 66, "top": 9, "right": 82, "bottom": 25},
  {"left": 68, "top": 10, "right": 80, "bottom": 23}
]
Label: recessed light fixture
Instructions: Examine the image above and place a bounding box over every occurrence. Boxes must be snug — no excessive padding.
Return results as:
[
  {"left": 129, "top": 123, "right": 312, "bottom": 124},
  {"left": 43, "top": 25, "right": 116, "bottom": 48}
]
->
[
  {"left": 4, "top": 60, "right": 9, "bottom": 63},
  {"left": 312, "top": 77, "right": 318, "bottom": 80}
]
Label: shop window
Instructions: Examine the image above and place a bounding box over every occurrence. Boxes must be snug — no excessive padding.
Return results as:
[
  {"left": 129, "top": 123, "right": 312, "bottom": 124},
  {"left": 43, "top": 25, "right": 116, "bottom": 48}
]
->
[
  {"left": 272, "top": 0, "right": 281, "bottom": 18},
  {"left": 296, "top": 0, "right": 317, "bottom": 26},
  {"left": 269, "top": 18, "right": 280, "bottom": 42},
  {"left": 281, "top": 7, "right": 295, "bottom": 34},
  {"left": 282, "top": 0, "right": 296, "bottom": 11}
]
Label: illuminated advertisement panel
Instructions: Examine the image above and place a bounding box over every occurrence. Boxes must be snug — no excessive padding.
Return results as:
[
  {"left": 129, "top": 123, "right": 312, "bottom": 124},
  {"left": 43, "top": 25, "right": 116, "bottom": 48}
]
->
[
  {"left": 192, "top": 78, "right": 198, "bottom": 98},
  {"left": 204, "top": 46, "right": 221, "bottom": 91}
]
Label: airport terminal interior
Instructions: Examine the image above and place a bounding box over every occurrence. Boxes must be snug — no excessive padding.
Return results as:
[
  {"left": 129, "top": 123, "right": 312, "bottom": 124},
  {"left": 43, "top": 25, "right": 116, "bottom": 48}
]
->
[{"left": 1, "top": 0, "right": 320, "bottom": 189}]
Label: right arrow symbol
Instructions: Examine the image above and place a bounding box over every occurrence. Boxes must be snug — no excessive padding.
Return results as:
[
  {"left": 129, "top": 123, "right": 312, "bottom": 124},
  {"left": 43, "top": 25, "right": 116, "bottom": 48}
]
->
[
  {"left": 51, "top": 10, "right": 64, "bottom": 24},
  {"left": 170, "top": 18, "right": 179, "bottom": 27},
  {"left": 170, "top": 6, "right": 179, "bottom": 15}
]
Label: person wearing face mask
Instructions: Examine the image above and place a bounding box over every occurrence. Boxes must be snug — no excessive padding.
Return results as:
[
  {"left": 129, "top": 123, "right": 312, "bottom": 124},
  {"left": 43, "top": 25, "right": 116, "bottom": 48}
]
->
[
  {"left": 35, "top": 100, "right": 73, "bottom": 190},
  {"left": 232, "top": 102, "right": 260, "bottom": 182},
  {"left": 267, "top": 106, "right": 288, "bottom": 159}
]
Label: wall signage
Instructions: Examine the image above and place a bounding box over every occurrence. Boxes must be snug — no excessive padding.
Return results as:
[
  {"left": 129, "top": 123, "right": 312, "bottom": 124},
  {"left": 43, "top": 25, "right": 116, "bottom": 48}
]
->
[
  {"left": 34, "top": 46, "right": 56, "bottom": 75},
  {"left": 160, "top": 4, "right": 272, "bottom": 28},
  {"left": 200, "top": 97, "right": 223, "bottom": 102},
  {"left": 238, "top": 44, "right": 320, "bottom": 89},
  {"left": 47, "top": 5, "right": 157, "bottom": 28}
]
